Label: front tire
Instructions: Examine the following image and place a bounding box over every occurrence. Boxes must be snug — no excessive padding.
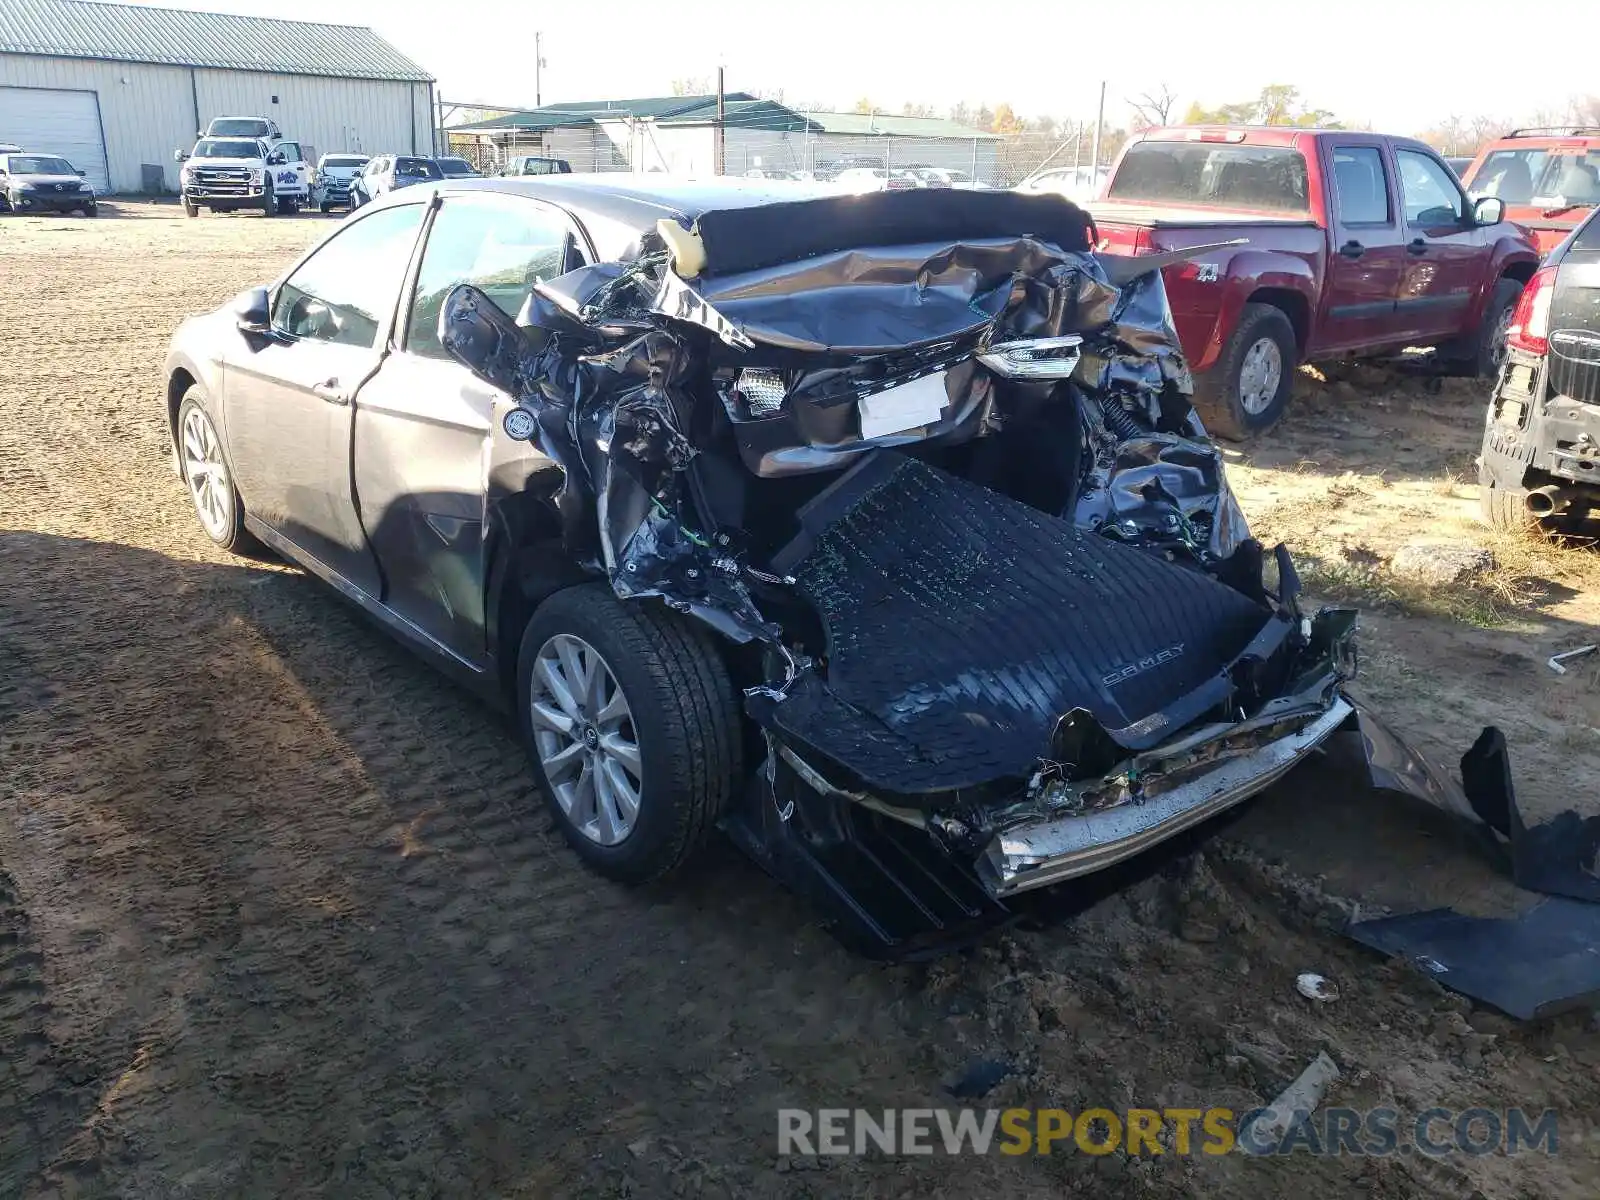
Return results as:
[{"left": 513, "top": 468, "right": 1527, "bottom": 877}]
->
[
  {"left": 260, "top": 181, "right": 275, "bottom": 217},
  {"left": 1192, "top": 303, "right": 1298, "bottom": 440},
  {"left": 517, "top": 584, "right": 741, "bottom": 883},
  {"left": 1473, "top": 278, "right": 1523, "bottom": 379},
  {"left": 177, "top": 389, "right": 258, "bottom": 555}
]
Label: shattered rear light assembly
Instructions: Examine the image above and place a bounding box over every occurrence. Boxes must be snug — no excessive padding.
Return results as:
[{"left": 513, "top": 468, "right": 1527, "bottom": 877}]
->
[{"left": 1506, "top": 265, "right": 1557, "bottom": 356}]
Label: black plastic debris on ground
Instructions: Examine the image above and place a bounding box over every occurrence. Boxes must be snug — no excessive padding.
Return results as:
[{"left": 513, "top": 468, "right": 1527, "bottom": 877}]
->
[{"left": 1346, "top": 899, "right": 1600, "bottom": 1020}]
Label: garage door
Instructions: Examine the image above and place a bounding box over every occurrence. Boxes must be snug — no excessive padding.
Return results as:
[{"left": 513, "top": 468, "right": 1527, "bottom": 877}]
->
[{"left": 0, "top": 87, "right": 111, "bottom": 193}]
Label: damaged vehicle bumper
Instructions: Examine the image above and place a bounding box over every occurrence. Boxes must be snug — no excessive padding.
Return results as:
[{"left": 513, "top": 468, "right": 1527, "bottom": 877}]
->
[{"left": 982, "top": 695, "right": 1354, "bottom": 896}]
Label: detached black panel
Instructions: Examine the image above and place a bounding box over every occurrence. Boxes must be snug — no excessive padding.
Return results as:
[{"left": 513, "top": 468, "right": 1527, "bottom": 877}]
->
[
  {"left": 691, "top": 189, "right": 1094, "bottom": 278},
  {"left": 763, "top": 454, "right": 1267, "bottom": 793}
]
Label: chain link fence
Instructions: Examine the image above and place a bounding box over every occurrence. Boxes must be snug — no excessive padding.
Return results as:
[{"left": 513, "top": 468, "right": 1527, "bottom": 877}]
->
[{"left": 444, "top": 118, "right": 1121, "bottom": 191}]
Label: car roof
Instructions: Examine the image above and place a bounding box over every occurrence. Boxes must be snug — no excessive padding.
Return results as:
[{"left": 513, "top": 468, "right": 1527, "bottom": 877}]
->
[{"left": 369, "top": 174, "right": 843, "bottom": 232}]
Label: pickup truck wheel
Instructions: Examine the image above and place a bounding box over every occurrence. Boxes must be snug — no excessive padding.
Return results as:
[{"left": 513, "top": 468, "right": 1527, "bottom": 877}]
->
[
  {"left": 517, "top": 584, "right": 741, "bottom": 884},
  {"left": 260, "top": 181, "right": 275, "bottom": 218},
  {"left": 1192, "top": 304, "right": 1298, "bottom": 440},
  {"left": 1480, "top": 479, "right": 1539, "bottom": 533},
  {"left": 1474, "top": 279, "right": 1524, "bottom": 379}
]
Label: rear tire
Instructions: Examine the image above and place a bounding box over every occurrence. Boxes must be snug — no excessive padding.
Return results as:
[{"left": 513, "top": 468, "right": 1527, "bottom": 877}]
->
[
  {"left": 1480, "top": 479, "right": 1533, "bottom": 533},
  {"left": 516, "top": 584, "right": 741, "bottom": 884},
  {"left": 1192, "top": 303, "right": 1299, "bottom": 441}
]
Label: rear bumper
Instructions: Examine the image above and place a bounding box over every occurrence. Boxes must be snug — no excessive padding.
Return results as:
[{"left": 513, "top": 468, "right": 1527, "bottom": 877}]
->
[
  {"left": 1481, "top": 349, "right": 1600, "bottom": 498},
  {"left": 979, "top": 697, "right": 1352, "bottom": 896}
]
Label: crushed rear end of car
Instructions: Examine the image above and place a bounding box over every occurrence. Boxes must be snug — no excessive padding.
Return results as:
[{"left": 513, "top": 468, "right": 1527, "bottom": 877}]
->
[{"left": 439, "top": 187, "right": 1510, "bottom": 955}]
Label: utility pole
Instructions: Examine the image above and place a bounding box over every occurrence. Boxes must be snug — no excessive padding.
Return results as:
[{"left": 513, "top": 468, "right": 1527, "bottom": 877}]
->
[
  {"left": 1090, "top": 80, "right": 1106, "bottom": 175},
  {"left": 535, "top": 32, "right": 543, "bottom": 108},
  {"left": 715, "top": 65, "right": 726, "bottom": 175}
]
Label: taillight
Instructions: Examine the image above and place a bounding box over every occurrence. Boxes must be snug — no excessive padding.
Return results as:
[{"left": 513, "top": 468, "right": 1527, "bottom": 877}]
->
[
  {"left": 1506, "top": 266, "right": 1557, "bottom": 356},
  {"left": 1131, "top": 226, "right": 1156, "bottom": 255}
]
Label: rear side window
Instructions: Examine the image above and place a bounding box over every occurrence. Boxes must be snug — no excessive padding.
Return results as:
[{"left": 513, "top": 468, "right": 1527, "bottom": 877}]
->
[
  {"left": 1330, "top": 147, "right": 1389, "bottom": 224},
  {"left": 1107, "top": 142, "right": 1310, "bottom": 212},
  {"left": 406, "top": 196, "right": 578, "bottom": 360},
  {"left": 395, "top": 157, "right": 442, "bottom": 180},
  {"left": 1396, "top": 151, "right": 1464, "bottom": 225},
  {"left": 1573, "top": 208, "right": 1600, "bottom": 252}
]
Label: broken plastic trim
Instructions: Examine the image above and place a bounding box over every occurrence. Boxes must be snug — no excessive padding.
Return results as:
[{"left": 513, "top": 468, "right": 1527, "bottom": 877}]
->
[
  {"left": 976, "top": 335, "right": 1083, "bottom": 380},
  {"left": 981, "top": 696, "right": 1353, "bottom": 897}
]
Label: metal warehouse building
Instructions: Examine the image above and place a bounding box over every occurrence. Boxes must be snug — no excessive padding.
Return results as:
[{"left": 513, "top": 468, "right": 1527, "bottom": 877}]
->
[{"left": 0, "top": 0, "right": 434, "bottom": 194}]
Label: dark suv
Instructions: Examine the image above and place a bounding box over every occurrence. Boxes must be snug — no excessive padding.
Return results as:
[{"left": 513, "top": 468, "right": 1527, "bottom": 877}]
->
[{"left": 1481, "top": 206, "right": 1600, "bottom": 530}]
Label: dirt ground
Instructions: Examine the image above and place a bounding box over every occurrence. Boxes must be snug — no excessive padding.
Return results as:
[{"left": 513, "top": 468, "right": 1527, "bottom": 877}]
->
[{"left": 3, "top": 203, "right": 1599, "bottom": 1199}]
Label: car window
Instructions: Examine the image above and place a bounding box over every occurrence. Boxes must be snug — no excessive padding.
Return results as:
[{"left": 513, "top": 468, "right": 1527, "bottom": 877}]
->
[
  {"left": 272, "top": 204, "right": 426, "bottom": 348},
  {"left": 1396, "top": 150, "right": 1464, "bottom": 225},
  {"left": 1108, "top": 143, "right": 1311, "bottom": 213},
  {"left": 277, "top": 143, "right": 301, "bottom": 162},
  {"left": 1544, "top": 151, "right": 1600, "bottom": 205},
  {"left": 1573, "top": 208, "right": 1600, "bottom": 252},
  {"left": 406, "top": 195, "right": 578, "bottom": 360},
  {"left": 1331, "top": 146, "right": 1389, "bottom": 224},
  {"left": 1468, "top": 148, "right": 1549, "bottom": 204}
]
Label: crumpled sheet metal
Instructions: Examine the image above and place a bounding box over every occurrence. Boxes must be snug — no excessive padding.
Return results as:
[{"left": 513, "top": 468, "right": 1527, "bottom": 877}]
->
[
  {"left": 458, "top": 210, "right": 1239, "bottom": 646},
  {"left": 1076, "top": 433, "right": 1252, "bottom": 561}
]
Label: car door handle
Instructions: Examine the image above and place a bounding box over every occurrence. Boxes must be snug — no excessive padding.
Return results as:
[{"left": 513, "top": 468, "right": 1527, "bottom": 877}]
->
[
  {"left": 1407, "top": 238, "right": 1428, "bottom": 255},
  {"left": 312, "top": 378, "right": 349, "bottom": 405},
  {"left": 1339, "top": 240, "right": 1365, "bottom": 259}
]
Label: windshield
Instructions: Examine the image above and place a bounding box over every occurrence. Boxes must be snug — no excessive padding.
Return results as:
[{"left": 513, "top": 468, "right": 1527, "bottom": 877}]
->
[
  {"left": 6, "top": 155, "right": 74, "bottom": 175},
  {"left": 394, "top": 157, "right": 443, "bottom": 179},
  {"left": 1108, "top": 141, "right": 1311, "bottom": 212},
  {"left": 209, "top": 118, "right": 270, "bottom": 137},
  {"left": 1470, "top": 148, "right": 1600, "bottom": 206},
  {"left": 321, "top": 155, "right": 368, "bottom": 169},
  {"left": 193, "top": 139, "right": 260, "bottom": 159}
]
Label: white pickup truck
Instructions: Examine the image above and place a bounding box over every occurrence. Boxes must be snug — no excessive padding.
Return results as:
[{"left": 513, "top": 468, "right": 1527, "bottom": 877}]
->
[{"left": 176, "top": 121, "right": 310, "bottom": 217}]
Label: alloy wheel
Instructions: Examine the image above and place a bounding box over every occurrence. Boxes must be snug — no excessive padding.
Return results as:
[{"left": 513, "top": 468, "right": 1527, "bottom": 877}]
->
[
  {"left": 1238, "top": 336, "right": 1284, "bottom": 416},
  {"left": 181, "top": 405, "right": 232, "bottom": 540},
  {"left": 528, "top": 633, "right": 643, "bottom": 846}
]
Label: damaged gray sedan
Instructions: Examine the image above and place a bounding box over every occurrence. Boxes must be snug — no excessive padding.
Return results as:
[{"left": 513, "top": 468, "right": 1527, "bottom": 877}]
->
[{"left": 163, "top": 178, "right": 1511, "bottom": 954}]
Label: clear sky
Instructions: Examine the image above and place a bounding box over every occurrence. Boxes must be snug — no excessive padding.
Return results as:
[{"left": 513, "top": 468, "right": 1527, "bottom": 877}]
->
[{"left": 119, "top": 0, "right": 1595, "bottom": 131}]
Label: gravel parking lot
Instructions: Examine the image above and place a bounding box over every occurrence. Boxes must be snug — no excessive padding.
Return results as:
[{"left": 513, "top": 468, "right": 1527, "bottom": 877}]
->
[{"left": 3, "top": 203, "right": 1598, "bottom": 1199}]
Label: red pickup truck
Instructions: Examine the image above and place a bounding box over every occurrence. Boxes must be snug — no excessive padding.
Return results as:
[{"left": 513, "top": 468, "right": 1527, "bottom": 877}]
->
[{"left": 1088, "top": 127, "right": 1540, "bottom": 438}]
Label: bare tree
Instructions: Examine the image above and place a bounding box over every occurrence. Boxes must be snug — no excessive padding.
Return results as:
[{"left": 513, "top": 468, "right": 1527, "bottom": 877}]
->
[{"left": 1128, "top": 84, "right": 1177, "bottom": 130}]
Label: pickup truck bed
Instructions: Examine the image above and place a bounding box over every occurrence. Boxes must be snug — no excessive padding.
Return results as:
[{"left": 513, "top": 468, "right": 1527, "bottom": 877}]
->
[{"left": 1089, "top": 127, "right": 1539, "bottom": 439}]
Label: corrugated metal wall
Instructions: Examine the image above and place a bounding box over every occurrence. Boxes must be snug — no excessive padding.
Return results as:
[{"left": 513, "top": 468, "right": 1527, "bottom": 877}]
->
[
  {"left": 0, "top": 52, "right": 188, "bottom": 191},
  {"left": 192, "top": 69, "right": 430, "bottom": 163},
  {"left": 0, "top": 52, "right": 431, "bottom": 192}
]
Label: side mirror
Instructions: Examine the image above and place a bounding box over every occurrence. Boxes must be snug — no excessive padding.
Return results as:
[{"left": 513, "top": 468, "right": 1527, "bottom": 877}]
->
[
  {"left": 234, "top": 287, "right": 272, "bottom": 336},
  {"left": 76, "top": 169, "right": 86, "bottom": 177},
  {"left": 266, "top": 152, "right": 285, "bottom": 166},
  {"left": 1474, "top": 195, "right": 1505, "bottom": 226},
  {"left": 174, "top": 149, "right": 189, "bottom": 162},
  {"left": 439, "top": 283, "right": 529, "bottom": 392}
]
